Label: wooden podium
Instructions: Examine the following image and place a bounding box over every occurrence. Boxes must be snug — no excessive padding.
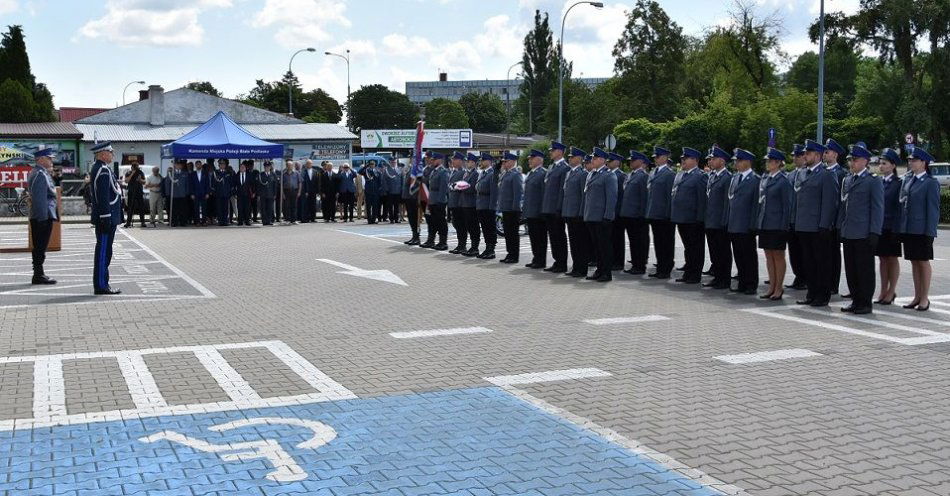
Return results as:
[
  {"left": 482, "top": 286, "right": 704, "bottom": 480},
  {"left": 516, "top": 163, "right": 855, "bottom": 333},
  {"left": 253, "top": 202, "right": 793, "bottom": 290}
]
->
[{"left": 0, "top": 187, "right": 62, "bottom": 254}]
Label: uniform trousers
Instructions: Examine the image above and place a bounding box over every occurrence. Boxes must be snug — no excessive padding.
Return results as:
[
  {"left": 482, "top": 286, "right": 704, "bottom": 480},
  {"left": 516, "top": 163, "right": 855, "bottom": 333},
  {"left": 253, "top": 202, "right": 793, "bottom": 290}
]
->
[
  {"left": 545, "top": 214, "right": 568, "bottom": 268},
  {"left": 587, "top": 220, "right": 613, "bottom": 276},
  {"left": 501, "top": 211, "right": 520, "bottom": 261},
  {"left": 649, "top": 219, "right": 675, "bottom": 276},
  {"left": 463, "top": 207, "right": 480, "bottom": 248},
  {"left": 705, "top": 228, "right": 732, "bottom": 284},
  {"left": 730, "top": 232, "right": 758, "bottom": 291},
  {"left": 526, "top": 217, "right": 547, "bottom": 266},
  {"left": 677, "top": 223, "right": 705, "bottom": 281},
  {"left": 787, "top": 228, "right": 805, "bottom": 285},
  {"left": 450, "top": 207, "right": 467, "bottom": 247},
  {"left": 828, "top": 229, "right": 842, "bottom": 294},
  {"left": 171, "top": 197, "right": 188, "bottom": 226},
  {"left": 29, "top": 219, "right": 53, "bottom": 276},
  {"left": 93, "top": 222, "right": 116, "bottom": 291},
  {"left": 366, "top": 195, "right": 381, "bottom": 223},
  {"left": 260, "top": 197, "right": 275, "bottom": 225},
  {"left": 800, "top": 230, "right": 831, "bottom": 302},
  {"left": 566, "top": 217, "right": 589, "bottom": 274},
  {"left": 429, "top": 204, "right": 448, "bottom": 243},
  {"left": 623, "top": 217, "right": 649, "bottom": 272},
  {"left": 404, "top": 197, "right": 419, "bottom": 237},
  {"left": 843, "top": 237, "right": 875, "bottom": 310},
  {"left": 611, "top": 220, "right": 625, "bottom": 268},
  {"left": 477, "top": 209, "right": 496, "bottom": 248},
  {"left": 423, "top": 200, "right": 434, "bottom": 242}
]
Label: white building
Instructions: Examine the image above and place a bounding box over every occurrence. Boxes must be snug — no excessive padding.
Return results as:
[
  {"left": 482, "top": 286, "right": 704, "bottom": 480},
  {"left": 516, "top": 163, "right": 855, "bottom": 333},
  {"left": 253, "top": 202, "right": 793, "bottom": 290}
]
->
[{"left": 75, "top": 85, "right": 356, "bottom": 172}]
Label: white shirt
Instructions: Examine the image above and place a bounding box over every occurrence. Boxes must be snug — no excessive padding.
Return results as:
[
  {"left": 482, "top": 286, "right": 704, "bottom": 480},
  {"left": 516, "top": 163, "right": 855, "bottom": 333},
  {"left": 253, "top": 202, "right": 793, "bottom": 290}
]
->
[
  {"left": 807, "top": 163, "right": 822, "bottom": 174},
  {"left": 738, "top": 169, "right": 753, "bottom": 180},
  {"left": 240, "top": 172, "right": 245, "bottom": 184},
  {"left": 915, "top": 171, "right": 927, "bottom": 179}
]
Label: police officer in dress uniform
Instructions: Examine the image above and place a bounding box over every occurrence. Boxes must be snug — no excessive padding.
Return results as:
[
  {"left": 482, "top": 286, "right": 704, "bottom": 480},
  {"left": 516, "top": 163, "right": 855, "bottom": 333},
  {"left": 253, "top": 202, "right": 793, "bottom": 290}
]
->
[
  {"left": 582, "top": 148, "right": 618, "bottom": 282},
  {"left": 257, "top": 161, "right": 277, "bottom": 225},
  {"left": 702, "top": 146, "right": 733, "bottom": 289},
  {"left": 402, "top": 161, "right": 421, "bottom": 245},
  {"left": 460, "top": 153, "right": 481, "bottom": 256},
  {"left": 475, "top": 152, "right": 499, "bottom": 259},
  {"left": 385, "top": 161, "right": 403, "bottom": 223},
  {"left": 646, "top": 146, "right": 676, "bottom": 279},
  {"left": 361, "top": 161, "right": 382, "bottom": 224},
  {"left": 447, "top": 151, "right": 468, "bottom": 253},
  {"left": 542, "top": 142, "right": 570, "bottom": 272},
  {"left": 427, "top": 153, "right": 450, "bottom": 250},
  {"left": 607, "top": 152, "right": 627, "bottom": 270},
  {"left": 211, "top": 160, "right": 232, "bottom": 226},
  {"left": 785, "top": 144, "right": 809, "bottom": 290},
  {"left": 89, "top": 142, "right": 123, "bottom": 295},
  {"left": 824, "top": 138, "right": 849, "bottom": 296},
  {"left": 671, "top": 147, "right": 708, "bottom": 284},
  {"left": 838, "top": 143, "right": 884, "bottom": 314},
  {"left": 562, "top": 148, "right": 589, "bottom": 277},
  {"left": 726, "top": 148, "right": 760, "bottom": 295},
  {"left": 419, "top": 153, "right": 437, "bottom": 247},
  {"left": 756, "top": 148, "right": 794, "bottom": 300},
  {"left": 619, "top": 150, "right": 650, "bottom": 275},
  {"left": 898, "top": 147, "right": 941, "bottom": 311},
  {"left": 27, "top": 148, "right": 58, "bottom": 285},
  {"left": 794, "top": 139, "right": 839, "bottom": 307},
  {"left": 523, "top": 149, "right": 548, "bottom": 268},
  {"left": 498, "top": 151, "right": 524, "bottom": 263}
]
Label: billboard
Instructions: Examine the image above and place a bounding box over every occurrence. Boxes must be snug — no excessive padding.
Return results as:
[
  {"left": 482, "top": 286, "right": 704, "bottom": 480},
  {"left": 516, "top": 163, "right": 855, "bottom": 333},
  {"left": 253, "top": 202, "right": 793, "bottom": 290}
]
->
[
  {"left": 0, "top": 141, "right": 77, "bottom": 168},
  {"left": 361, "top": 129, "right": 473, "bottom": 149}
]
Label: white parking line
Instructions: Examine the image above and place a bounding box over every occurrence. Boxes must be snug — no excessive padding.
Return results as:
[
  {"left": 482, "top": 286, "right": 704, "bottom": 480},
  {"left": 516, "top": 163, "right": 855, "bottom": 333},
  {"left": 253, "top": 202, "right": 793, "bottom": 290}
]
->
[
  {"left": 390, "top": 326, "right": 493, "bottom": 339},
  {"left": 583, "top": 315, "right": 670, "bottom": 325},
  {"left": 484, "top": 368, "right": 611, "bottom": 386},
  {"left": 744, "top": 307, "right": 950, "bottom": 345},
  {"left": 714, "top": 349, "right": 822, "bottom": 364}
]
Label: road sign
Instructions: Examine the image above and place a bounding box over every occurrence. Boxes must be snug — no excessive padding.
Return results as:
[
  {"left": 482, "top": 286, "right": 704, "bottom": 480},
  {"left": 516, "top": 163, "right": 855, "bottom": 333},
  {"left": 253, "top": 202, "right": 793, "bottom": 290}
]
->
[
  {"left": 768, "top": 128, "right": 777, "bottom": 148},
  {"left": 604, "top": 134, "right": 617, "bottom": 151},
  {"left": 905, "top": 133, "right": 915, "bottom": 145}
]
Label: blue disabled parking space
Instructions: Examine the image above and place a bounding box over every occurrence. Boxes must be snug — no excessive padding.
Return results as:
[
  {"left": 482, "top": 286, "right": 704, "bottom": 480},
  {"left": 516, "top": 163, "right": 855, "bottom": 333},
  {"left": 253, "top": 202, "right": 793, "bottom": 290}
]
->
[{"left": 1, "top": 387, "right": 723, "bottom": 496}]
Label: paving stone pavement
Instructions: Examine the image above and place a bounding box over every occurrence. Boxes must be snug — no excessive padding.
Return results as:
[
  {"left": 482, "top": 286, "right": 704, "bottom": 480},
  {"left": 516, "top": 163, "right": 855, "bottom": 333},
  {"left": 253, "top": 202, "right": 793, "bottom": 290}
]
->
[{"left": 2, "top": 222, "right": 950, "bottom": 495}]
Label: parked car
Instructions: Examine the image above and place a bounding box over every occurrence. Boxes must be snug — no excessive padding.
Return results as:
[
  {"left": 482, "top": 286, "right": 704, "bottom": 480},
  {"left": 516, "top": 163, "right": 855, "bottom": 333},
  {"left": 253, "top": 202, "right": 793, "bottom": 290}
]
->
[
  {"left": 350, "top": 154, "right": 392, "bottom": 172},
  {"left": 928, "top": 162, "right": 950, "bottom": 189}
]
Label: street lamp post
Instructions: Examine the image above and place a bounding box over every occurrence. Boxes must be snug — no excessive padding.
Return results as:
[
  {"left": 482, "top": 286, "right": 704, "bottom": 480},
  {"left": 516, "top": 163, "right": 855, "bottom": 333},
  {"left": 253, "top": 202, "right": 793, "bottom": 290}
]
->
[
  {"left": 288, "top": 47, "right": 316, "bottom": 116},
  {"left": 325, "top": 49, "right": 351, "bottom": 129},
  {"left": 122, "top": 80, "right": 145, "bottom": 106},
  {"left": 817, "top": 0, "right": 826, "bottom": 142},
  {"left": 505, "top": 61, "right": 523, "bottom": 148},
  {"left": 558, "top": 1, "right": 603, "bottom": 142}
]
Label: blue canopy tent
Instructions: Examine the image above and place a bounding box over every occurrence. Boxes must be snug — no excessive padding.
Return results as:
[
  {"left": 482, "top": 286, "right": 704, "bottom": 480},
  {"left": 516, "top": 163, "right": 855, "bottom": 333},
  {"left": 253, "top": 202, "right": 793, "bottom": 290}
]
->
[{"left": 161, "top": 111, "right": 285, "bottom": 224}]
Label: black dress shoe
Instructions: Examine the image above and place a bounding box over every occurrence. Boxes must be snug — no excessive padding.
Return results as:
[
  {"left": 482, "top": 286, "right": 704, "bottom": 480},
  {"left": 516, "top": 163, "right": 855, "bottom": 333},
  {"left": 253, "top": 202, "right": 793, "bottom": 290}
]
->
[
  {"left": 419, "top": 241, "right": 434, "bottom": 248},
  {"left": 477, "top": 250, "right": 495, "bottom": 260},
  {"left": 94, "top": 287, "right": 122, "bottom": 295},
  {"left": 596, "top": 274, "right": 612, "bottom": 282},
  {"left": 743, "top": 288, "right": 757, "bottom": 295},
  {"left": 852, "top": 307, "right": 872, "bottom": 315},
  {"left": 405, "top": 237, "right": 420, "bottom": 245},
  {"left": 566, "top": 271, "right": 586, "bottom": 278},
  {"left": 809, "top": 300, "right": 830, "bottom": 307},
  {"left": 625, "top": 268, "right": 646, "bottom": 275},
  {"left": 434, "top": 244, "right": 448, "bottom": 251},
  {"left": 648, "top": 273, "right": 670, "bottom": 279},
  {"left": 544, "top": 265, "right": 567, "bottom": 273},
  {"left": 712, "top": 283, "right": 731, "bottom": 290},
  {"left": 841, "top": 305, "right": 855, "bottom": 313},
  {"left": 702, "top": 269, "right": 713, "bottom": 276},
  {"left": 585, "top": 272, "right": 601, "bottom": 280},
  {"left": 31, "top": 275, "right": 56, "bottom": 285},
  {"left": 796, "top": 299, "right": 814, "bottom": 305},
  {"left": 611, "top": 264, "right": 624, "bottom": 271},
  {"left": 502, "top": 258, "right": 518, "bottom": 264},
  {"left": 449, "top": 246, "right": 462, "bottom": 254},
  {"left": 463, "top": 247, "right": 479, "bottom": 257}
]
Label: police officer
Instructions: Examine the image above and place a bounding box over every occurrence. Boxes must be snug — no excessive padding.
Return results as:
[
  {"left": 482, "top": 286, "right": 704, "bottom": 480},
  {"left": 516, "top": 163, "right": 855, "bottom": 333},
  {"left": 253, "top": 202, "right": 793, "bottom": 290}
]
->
[
  {"left": 646, "top": 146, "right": 676, "bottom": 279},
  {"left": 460, "top": 153, "right": 481, "bottom": 256},
  {"left": 170, "top": 160, "right": 191, "bottom": 227},
  {"left": 562, "top": 148, "right": 589, "bottom": 277},
  {"left": 794, "top": 139, "right": 839, "bottom": 307},
  {"left": 475, "top": 152, "right": 499, "bottom": 259},
  {"left": 785, "top": 144, "right": 808, "bottom": 290},
  {"left": 498, "top": 151, "right": 524, "bottom": 263},
  {"left": 619, "top": 150, "right": 650, "bottom": 275},
  {"left": 607, "top": 152, "right": 627, "bottom": 270},
  {"left": 257, "top": 161, "right": 277, "bottom": 225},
  {"left": 542, "top": 141, "right": 570, "bottom": 272},
  {"left": 727, "top": 148, "right": 760, "bottom": 295},
  {"left": 89, "top": 142, "right": 123, "bottom": 295},
  {"left": 427, "top": 152, "right": 450, "bottom": 250},
  {"left": 838, "top": 143, "right": 884, "bottom": 314},
  {"left": 211, "top": 159, "right": 232, "bottom": 226},
  {"left": 402, "top": 159, "right": 421, "bottom": 245},
  {"left": 419, "top": 153, "right": 437, "bottom": 248},
  {"left": 756, "top": 148, "right": 794, "bottom": 300},
  {"left": 447, "top": 151, "right": 468, "bottom": 254},
  {"left": 824, "top": 138, "right": 848, "bottom": 295},
  {"left": 899, "top": 147, "right": 941, "bottom": 311},
  {"left": 703, "top": 145, "right": 732, "bottom": 289},
  {"left": 671, "top": 147, "right": 707, "bottom": 284},
  {"left": 385, "top": 161, "right": 403, "bottom": 223},
  {"left": 582, "top": 148, "right": 618, "bottom": 282},
  {"left": 523, "top": 149, "right": 548, "bottom": 268},
  {"left": 362, "top": 160, "right": 382, "bottom": 224},
  {"left": 27, "top": 148, "right": 58, "bottom": 285}
]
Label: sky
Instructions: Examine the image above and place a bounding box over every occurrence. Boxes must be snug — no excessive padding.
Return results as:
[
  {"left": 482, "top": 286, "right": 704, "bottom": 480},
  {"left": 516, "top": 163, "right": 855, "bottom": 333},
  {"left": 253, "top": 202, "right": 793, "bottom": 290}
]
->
[{"left": 0, "top": 0, "right": 860, "bottom": 110}]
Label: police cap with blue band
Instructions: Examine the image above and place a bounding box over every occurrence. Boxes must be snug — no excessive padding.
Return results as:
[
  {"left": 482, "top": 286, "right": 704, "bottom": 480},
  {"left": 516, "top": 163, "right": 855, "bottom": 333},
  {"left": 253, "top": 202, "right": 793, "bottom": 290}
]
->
[
  {"left": 910, "top": 147, "right": 935, "bottom": 163},
  {"left": 570, "top": 147, "right": 587, "bottom": 158},
  {"left": 847, "top": 144, "right": 872, "bottom": 160},
  {"left": 628, "top": 150, "right": 649, "bottom": 162},
  {"left": 763, "top": 148, "right": 787, "bottom": 161},
  {"left": 652, "top": 146, "right": 670, "bottom": 158},
  {"left": 529, "top": 149, "right": 545, "bottom": 158},
  {"left": 825, "top": 138, "right": 846, "bottom": 155},
  {"left": 804, "top": 139, "right": 826, "bottom": 154},
  {"left": 549, "top": 141, "right": 566, "bottom": 151},
  {"left": 732, "top": 148, "right": 755, "bottom": 161}
]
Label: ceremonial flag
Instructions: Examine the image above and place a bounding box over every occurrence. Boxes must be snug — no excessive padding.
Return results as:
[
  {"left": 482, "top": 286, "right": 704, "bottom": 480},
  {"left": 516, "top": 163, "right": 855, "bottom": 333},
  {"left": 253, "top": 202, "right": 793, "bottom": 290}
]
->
[{"left": 410, "top": 120, "right": 428, "bottom": 203}]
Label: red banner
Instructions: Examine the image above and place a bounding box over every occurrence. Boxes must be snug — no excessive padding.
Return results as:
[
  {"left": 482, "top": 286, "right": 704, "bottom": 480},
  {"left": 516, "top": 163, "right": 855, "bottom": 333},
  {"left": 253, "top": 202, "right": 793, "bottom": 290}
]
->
[{"left": 0, "top": 166, "right": 31, "bottom": 188}]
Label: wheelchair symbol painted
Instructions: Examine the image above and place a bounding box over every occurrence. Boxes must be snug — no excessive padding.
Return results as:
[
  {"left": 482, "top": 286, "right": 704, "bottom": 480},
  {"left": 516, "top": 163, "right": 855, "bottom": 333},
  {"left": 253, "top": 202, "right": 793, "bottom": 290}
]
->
[{"left": 139, "top": 417, "right": 337, "bottom": 482}]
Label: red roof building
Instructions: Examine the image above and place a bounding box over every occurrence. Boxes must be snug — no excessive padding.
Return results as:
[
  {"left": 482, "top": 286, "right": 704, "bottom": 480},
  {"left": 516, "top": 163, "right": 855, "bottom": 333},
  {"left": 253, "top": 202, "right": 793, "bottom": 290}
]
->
[{"left": 57, "top": 107, "right": 108, "bottom": 122}]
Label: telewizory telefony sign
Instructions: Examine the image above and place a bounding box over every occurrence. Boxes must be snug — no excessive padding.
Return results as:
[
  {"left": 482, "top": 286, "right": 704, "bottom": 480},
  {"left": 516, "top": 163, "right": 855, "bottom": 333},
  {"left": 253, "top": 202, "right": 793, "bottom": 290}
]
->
[{"left": 361, "top": 129, "right": 473, "bottom": 149}]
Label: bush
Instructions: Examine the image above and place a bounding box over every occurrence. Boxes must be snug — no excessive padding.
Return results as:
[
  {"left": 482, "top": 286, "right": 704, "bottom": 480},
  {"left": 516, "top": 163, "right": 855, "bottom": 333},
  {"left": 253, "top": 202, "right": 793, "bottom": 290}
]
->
[{"left": 941, "top": 189, "right": 950, "bottom": 224}]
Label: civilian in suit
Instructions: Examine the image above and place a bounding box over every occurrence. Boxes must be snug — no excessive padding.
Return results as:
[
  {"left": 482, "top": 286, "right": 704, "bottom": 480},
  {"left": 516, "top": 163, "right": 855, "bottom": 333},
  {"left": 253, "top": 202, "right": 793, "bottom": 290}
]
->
[
  {"left": 671, "top": 147, "right": 708, "bottom": 284},
  {"left": 898, "top": 147, "right": 941, "bottom": 311},
  {"left": 257, "top": 162, "right": 277, "bottom": 225},
  {"left": 702, "top": 146, "right": 732, "bottom": 289},
  {"left": 645, "top": 146, "right": 676, "bottom": 279},
  {"left": 226, "top": 164, "right": 237, "bottom": 225},
  {"left": 562, "top": 148, "right": 589, "bottom": 277},
  {"left": 235, "top": 162, "right": 255, "bottom": 226},
  {"left": 385, "top": 162, "right": 403, "bottom": 223},
  {"left": 460, "top": 153, "right": 481, "bottom": 256},
  {"left": 619, "top": 151, "right": 650, "bottom": 275},
  {"left": 338, "top": 163, "right": 357, "bottom": 222},
  {"left": 837, "top": 144, "right": 884, "bottom": 314},
  {"left": 27, "top": 148, "right": 58, "bottom": 284},
  {"left": 794, "top": 139, "right": 840, "bottom": 306},
  {"left": 823, "top": 138, "right": 849, "bottom": 295},
  {"left": 498, "top": 151, "right": 524, "bottom": 263},
  {"left": 475, "top": 153, "right": 499, "bottom": 259},
  {"left": 300, "top": 160, "right": 319, "bottom": 223},
  {"left": 875, "top": 148, "right": 903, "bottom": 305},
  {"left": 523, "top": 149, "right": 548, "bottom": 268},
  {"left": 320, "top": 162, "right": 339, "bottom": 222},
  {"left": 426, "top": 152, "right": 451, "bottom": 250},
  {"left": 447, "top": 151, "right": 469, "bottom": 253},
  {"left": 756, "top": 149, "right": 794, "bottom": 300},
  {"left": 582, "top": 148, "right": 618, "bottom": 282},
  {"left": 607, "top": 153, "right": 627, "bottom": 270},
  {"left": 726, "top": 149, "right": 760, "bottom": 295},
  {"left": 211, "top": 160, "right": 232, "bottom": 226},
  {"left": 190, "top": 161, "right": 211, "bottom": 226},
  {"left": 542, "top": 141, "right": 570, "bottom": 272},
  {"left": 361, "top": 161, "right": 382, "bottom": 224},
  {"left": 281, "top": 160, "right": 301, "bottom": 224},
  {"left": 785, "top": 144, "right": 809, "bottom": 290}
]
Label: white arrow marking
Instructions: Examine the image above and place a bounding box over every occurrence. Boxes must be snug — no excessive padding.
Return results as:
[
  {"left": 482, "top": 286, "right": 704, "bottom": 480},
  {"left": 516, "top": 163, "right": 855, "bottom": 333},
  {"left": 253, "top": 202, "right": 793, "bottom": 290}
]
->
[{"left": 316, "top": 259, "right": 408, "bottom": 286}]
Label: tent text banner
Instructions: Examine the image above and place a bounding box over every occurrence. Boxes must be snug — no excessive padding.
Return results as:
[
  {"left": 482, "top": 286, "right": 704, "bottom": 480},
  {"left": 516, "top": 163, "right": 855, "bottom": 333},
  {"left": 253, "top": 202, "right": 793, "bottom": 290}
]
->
[{"left": 361, "top": 129, "right": 473, "bottom": 149}]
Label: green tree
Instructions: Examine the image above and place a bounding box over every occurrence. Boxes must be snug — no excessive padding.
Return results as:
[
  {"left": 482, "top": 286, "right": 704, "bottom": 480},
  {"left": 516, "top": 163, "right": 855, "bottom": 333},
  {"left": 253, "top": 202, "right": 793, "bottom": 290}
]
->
[
  {"left": 0, "top": 25, "right": 55, "bottom": 122},
  {"left": 349, "top": 84, "right": 418, "bottom": 131},
  {"left": 564, "top": 79, "right": 630, "bottom": 149},
  {"left": 423, "top": 98, "right": 469, "bottom": 129},
  {"left": 240, "top": 74, "right": 341, "bottom": 124},
  {"left": 521, "top": 10, "right": 561, "bottom": 134},
  {"left": 459, "top": 92, "right": 506, "bottom": 132},
  {"left": 299, "top": 88, "right": 342, "bottom": 124},
  {"left": 0, "top": 79, "right": 35, "bottom": 122},
  {"left": 185, "top": 81, "right": 222, "bottom": 97},
  {"left": 785, "top": 38, "right": 860, "bottom": 101},
  {"left": 614, "top": 117, "right": 664, "bottom": 152}
]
